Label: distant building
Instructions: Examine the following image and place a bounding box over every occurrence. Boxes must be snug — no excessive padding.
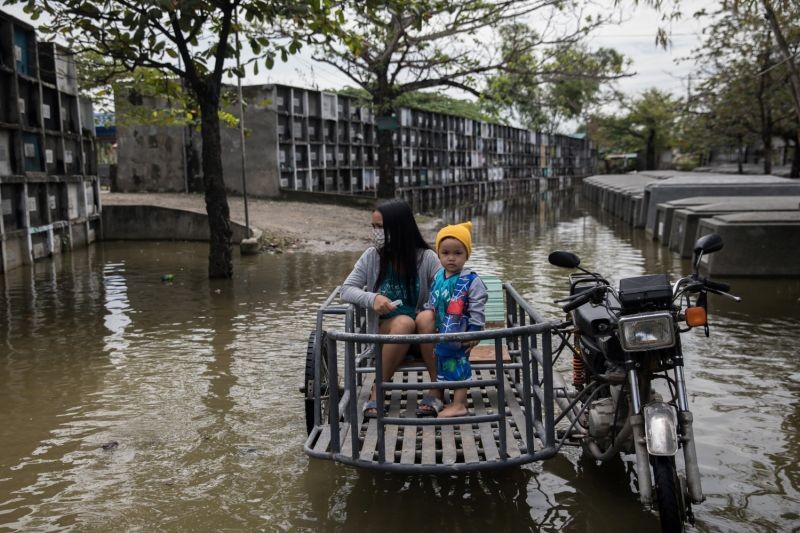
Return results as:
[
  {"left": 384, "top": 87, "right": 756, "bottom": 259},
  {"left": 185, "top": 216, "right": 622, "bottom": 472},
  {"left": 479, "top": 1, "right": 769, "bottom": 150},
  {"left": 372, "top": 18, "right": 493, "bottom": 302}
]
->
[
  {"left": 115, "top": 83, "right": 596, "bottom": 198},
  {"left": 0, "top": 9, "right": 99, "bottom": 274}
]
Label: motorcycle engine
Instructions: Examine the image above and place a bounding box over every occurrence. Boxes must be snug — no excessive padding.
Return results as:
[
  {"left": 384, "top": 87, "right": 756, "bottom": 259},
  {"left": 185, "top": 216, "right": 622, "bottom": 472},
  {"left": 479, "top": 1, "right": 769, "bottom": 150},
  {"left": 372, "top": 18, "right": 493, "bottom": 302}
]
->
[{"left": 587, "top": 398, "right": 616, "bottom": 439}]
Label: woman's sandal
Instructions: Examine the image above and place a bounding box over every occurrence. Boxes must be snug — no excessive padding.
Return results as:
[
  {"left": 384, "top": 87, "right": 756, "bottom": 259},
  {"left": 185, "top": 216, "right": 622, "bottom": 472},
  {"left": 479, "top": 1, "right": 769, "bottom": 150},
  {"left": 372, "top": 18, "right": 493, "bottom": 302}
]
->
[{"left": 415, "top": 395, "right": 443, "bottom": 418}]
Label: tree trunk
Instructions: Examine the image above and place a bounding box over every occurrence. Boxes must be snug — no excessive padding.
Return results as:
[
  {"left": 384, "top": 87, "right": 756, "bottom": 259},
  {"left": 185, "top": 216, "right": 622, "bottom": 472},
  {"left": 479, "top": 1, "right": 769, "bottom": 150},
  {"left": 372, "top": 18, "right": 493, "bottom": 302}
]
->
[
  {"left": 198, "top": 85, "right": 233, "bottom": 279},
  {"left": 377, "top": 126, "right": 396, "bottom": 199},
  {"left": 737, "top": 136, "right": 744, "bottom": 174},
  {"left": 374, "top": 90, "right": 397, "bottom": 199},
  {"left": 762, "top": 135, "right": 773, "bottom": 175},
  {"left": 646, "top": 129, "right": 657, "bottom": 170},
  {"left": 763, "top": 0, "right": 800, "bottom": 125},
  {"left": 757, "top": 36, "right": 773, "bottom": 175},
  {"left": 781, "top": 134, "right": 792, "bottom": 166},
  {"left": 792, "top": 130, "right": 800, "bottom": 179}
]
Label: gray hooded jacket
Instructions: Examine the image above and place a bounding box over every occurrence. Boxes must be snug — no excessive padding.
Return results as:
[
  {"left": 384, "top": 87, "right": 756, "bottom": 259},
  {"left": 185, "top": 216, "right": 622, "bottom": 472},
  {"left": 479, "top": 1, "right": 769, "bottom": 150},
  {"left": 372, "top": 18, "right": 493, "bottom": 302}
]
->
[{"left": 340, "top": 247, "right": 441, "bottom": 334}]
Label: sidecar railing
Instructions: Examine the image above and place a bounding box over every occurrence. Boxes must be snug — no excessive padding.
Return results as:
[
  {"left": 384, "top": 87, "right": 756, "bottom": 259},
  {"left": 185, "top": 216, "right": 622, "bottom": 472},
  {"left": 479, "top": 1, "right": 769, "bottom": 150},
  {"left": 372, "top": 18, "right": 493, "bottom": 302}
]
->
[{"left": 303, "top": 283, "right": 565, "bottom": 473}]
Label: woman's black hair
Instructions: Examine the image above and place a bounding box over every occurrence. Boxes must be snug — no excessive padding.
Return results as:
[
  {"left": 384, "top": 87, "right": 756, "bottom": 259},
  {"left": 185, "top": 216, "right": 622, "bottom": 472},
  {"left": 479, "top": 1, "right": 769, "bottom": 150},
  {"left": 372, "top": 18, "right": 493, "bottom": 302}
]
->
[{"left": 373, "top": 198, "right": 431, "bottom": 301}]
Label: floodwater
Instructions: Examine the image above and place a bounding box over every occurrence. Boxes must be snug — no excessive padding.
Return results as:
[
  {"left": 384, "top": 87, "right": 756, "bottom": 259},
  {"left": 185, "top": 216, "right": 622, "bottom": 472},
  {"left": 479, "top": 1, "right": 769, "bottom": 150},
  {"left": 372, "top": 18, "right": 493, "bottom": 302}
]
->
[{"left": 1, "top": 189, "right": 798, "bottom": 531}]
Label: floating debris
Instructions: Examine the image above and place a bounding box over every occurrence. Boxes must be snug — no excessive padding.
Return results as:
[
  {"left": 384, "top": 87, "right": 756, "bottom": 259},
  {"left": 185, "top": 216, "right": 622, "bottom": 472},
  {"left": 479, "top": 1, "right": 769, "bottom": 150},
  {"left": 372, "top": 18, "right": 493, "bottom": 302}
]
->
[{"left": 258, "top": 232, "right": 298, "bottom": 254}]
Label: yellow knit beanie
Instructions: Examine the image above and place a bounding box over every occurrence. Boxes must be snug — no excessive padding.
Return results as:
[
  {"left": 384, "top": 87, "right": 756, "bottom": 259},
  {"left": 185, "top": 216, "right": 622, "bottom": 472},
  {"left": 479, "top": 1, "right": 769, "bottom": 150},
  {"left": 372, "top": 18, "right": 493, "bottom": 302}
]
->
[{"left": 436, "top": 221, "right": 473, "bottom": 258}]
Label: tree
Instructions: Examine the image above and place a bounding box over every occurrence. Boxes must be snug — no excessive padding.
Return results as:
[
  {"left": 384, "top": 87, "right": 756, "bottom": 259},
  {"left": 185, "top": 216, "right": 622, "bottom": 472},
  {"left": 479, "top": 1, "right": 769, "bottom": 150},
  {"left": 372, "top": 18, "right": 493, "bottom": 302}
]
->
[
  {"left": 755, "top": 1, "right": 800, "bottom": 124},
  {"left": 13, "top": 0, "right": 337, "bottom": 278},
  {"left": 679, "top": 73, "right": 761, "bottom": 174},
  {"left": 679, "top": 1, "right": 798, "bottom": 176},
  {"left": 337, "top": 85, "right": 494, "bottom": 122},
  {"left": 734, "top": 0, "right": 800, "bottom": 175},
  {"left": 588, "top": 89, "right": 678, "bottom": 170},
  {"left": 482, "top": 24, "right": 629, "bottom": 134},
  {"left": 634, "top": 0, "right": 800, "bottom": 177},
  {"left": 313, "top": 0, "right": 613, "bottom": 198}
]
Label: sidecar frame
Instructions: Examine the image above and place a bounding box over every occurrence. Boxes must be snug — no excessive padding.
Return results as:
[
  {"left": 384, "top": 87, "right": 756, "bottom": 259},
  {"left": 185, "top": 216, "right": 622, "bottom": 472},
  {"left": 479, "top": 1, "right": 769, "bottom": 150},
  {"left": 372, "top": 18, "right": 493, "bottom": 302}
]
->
[{"left": 303, "top": 281, "right": 567, "bottom": 474}]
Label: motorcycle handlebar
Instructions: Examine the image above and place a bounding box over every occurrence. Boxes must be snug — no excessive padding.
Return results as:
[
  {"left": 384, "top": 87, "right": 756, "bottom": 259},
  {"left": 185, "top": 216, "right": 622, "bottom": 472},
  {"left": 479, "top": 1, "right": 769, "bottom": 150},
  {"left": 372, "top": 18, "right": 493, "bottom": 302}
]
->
[
  {"left": 562, "top": 286, "right": 604, "bottom": 313},
  {"left": 703, "top": 278, "right": 731, "bottom": 293}
]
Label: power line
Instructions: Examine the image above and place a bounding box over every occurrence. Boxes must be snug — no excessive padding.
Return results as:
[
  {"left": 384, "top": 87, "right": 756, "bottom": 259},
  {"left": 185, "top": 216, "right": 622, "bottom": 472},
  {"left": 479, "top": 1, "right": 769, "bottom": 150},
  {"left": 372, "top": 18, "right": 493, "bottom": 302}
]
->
[
  {"left": 592, "top": 32, "right": 698, "bottom": 39},
  {"left": 753, "top": 49, "right": 800, "bottom": 77}
]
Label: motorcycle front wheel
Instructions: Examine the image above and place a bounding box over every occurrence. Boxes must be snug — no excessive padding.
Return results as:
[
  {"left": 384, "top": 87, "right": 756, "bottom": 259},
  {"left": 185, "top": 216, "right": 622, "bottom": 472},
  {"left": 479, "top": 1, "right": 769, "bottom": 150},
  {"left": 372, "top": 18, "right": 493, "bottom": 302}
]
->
[{"left": 653, "top": 456, "right": 685, "bottom": 533}]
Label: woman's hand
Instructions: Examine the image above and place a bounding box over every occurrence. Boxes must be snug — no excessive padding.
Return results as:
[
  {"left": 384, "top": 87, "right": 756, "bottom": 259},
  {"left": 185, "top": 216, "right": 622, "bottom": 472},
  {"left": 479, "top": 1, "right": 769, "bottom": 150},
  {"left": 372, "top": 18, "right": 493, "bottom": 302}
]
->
[{"left": 373, "top": 294, "right": 397, "bottom": 315}]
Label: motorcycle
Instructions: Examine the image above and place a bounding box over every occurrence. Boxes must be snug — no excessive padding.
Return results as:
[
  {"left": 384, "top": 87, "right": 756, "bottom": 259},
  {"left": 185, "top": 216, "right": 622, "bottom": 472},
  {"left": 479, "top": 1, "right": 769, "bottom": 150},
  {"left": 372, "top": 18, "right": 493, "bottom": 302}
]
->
[{"left": 548, "top": 233, "right": 740, "bottom": 532}]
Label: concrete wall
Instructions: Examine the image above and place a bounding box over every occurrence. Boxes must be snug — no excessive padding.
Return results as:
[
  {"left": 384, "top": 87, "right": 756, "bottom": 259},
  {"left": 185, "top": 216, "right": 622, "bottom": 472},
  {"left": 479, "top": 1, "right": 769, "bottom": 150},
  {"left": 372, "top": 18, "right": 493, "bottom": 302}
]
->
[
  {"left": 1, "top": 236, "right": 26, "bottom": 272},
  {"left": 116, "top": 123, "right": 187, "bottom": 192},
  {"left": 114, "top": 91, "right": 201, "bottom": 194},
  {"left": 101, "top": 204, "right": 252, "bottom": 244},
  {"left": 221, "top": 85, "right": 280, "bottom": 197},
  {"left": 115, "top": 87, "right": 281, "bottom": 197}
]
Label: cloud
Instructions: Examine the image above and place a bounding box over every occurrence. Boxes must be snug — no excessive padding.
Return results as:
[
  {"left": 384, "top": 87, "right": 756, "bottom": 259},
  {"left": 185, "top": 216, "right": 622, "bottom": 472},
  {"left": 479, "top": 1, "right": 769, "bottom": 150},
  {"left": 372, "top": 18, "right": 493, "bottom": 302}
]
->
[{"left": 4, "top": 1, "right": 715, "bottom": 103}]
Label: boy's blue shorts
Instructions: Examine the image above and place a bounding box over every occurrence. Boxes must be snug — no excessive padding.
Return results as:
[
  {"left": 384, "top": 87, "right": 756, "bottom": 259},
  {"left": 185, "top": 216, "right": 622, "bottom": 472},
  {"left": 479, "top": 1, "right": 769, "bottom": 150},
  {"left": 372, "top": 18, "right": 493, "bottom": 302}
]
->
[{"left": 436, "top": 343, "right": 472, "bottom": 382}]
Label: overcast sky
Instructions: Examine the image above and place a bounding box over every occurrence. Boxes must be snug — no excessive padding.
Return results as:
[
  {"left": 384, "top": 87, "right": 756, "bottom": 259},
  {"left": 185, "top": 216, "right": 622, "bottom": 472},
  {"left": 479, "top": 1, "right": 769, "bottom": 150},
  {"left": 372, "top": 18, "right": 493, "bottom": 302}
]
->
[{"left": 5, "top": 1, "right": 716, "bottom": 106}]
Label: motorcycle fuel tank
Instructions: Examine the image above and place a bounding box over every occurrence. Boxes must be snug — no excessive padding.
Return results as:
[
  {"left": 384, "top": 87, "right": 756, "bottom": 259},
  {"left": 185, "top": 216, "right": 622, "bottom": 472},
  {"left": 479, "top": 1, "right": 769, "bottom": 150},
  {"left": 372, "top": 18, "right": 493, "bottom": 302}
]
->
[{"left": 619, "top": 274, "right": 672, "bottom": 311}]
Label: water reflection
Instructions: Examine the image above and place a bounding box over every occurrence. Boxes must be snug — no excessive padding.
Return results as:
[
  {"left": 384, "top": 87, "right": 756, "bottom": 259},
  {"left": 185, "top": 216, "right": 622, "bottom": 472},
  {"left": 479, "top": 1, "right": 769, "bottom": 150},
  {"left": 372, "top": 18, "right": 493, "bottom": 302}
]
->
[
  {"left": 103, "top": 262, "right": 132, "bottom": 360},
  {"left": 0, "top": 188, "right": 798, "bottom": 531}
]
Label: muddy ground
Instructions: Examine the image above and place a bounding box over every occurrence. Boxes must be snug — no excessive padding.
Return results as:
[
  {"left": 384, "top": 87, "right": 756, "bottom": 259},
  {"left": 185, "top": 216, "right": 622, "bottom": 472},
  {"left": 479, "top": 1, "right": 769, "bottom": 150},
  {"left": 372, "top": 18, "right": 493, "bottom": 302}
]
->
[{"left": 101, "top": 192, "right": 440, "bottom": 253}]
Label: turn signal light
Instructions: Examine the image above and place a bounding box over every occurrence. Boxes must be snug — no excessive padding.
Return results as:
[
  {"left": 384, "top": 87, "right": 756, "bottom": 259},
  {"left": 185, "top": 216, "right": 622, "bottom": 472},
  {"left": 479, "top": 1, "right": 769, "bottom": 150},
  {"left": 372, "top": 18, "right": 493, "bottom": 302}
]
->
[{"left": 685, "top": 306, "right": 707, "bottom": 327}]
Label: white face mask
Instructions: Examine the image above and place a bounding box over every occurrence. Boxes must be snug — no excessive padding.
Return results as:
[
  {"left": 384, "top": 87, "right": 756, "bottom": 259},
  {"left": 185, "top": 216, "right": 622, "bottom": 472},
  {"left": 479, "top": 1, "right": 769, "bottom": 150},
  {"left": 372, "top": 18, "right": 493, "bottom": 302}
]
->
[{"left": 372, "top": 228, "right": 385, "bottom": 249}]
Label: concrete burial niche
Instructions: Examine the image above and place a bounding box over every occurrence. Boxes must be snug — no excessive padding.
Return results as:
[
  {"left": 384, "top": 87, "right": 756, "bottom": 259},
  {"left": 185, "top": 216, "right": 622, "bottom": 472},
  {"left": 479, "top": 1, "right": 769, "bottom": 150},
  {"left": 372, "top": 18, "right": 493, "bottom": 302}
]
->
[
  {"left": 638, "top": 170, "right": 680, "bottom": 179},
  {"left": 668, "top": 197, "right": 800, "bottom": 257},
  {"left": 651, "top": 196, "right": 742, "bottom": 242},
  {"left": 583, "top": 174, "right": 663, "bottom": 222},
  {"left": 641, "top": 173, "right": 800, "bottom": 233},
  {"left": 697, "top": 211, "right": 800, "bottom": 276}
]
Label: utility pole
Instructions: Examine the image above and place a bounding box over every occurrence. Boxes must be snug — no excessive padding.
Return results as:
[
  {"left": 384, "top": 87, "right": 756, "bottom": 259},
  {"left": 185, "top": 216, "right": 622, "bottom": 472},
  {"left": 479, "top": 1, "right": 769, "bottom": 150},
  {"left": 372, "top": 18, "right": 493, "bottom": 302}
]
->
[
  {"left": 178, "top": 54, "right": 188, "bottom": 193},
  {"left": 686, "top": 74, "right": 691, "bottom": 109},
  {"left": 235, "top": 7, "right": 251, "bottom": 238}
]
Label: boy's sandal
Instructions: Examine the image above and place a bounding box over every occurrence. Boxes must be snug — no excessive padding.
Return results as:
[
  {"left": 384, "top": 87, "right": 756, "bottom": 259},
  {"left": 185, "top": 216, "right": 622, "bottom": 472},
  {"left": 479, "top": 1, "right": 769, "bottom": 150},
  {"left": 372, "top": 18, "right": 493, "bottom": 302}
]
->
[
  {"left": 415, "top": 395, "right": 443, "bottom": 418},
  {"left": 362, "top": 400, "right": 385, "bottom": 419}
]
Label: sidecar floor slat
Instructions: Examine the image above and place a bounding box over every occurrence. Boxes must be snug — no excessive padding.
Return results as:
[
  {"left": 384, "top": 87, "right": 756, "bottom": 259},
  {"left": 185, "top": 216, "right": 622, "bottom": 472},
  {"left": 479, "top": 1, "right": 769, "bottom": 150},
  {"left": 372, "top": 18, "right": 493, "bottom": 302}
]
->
[
  {"left": 309, "top": 368, "right": 538, "bottom": 468},
  {"left": 400, "top": 371, "right": 420, "bottom": 464}
]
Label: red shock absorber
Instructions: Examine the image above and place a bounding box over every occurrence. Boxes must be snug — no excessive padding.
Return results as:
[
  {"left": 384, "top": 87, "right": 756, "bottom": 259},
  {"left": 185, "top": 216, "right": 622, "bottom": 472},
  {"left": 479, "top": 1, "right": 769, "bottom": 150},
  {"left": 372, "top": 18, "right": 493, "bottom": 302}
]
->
[{"left": 572, "top": 335, "right": 586, "bottom": 389}]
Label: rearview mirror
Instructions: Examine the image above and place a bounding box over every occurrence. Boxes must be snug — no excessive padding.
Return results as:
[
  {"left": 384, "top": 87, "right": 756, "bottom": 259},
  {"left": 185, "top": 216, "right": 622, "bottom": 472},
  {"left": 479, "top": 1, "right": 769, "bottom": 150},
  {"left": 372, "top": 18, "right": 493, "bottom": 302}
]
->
[
  {"left": 548, "top": 251, "right": 581, "bottom": 269},
  {"left": 693, "top": 233, "right": 723, "bottom": 256}
]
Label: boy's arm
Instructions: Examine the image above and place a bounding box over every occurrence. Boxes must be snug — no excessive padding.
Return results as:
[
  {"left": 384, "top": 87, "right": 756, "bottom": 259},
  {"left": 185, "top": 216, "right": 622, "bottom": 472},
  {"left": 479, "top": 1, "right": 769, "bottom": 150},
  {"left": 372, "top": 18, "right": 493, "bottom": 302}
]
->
[{"left": 466, "top": 276, "right": 488, "bottom": 331}]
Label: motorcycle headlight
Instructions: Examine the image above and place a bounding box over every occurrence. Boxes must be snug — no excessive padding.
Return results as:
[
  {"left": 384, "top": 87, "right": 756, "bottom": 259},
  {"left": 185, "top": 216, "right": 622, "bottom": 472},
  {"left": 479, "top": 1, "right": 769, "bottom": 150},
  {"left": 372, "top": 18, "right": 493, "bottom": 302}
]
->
[{"left": 617, "top": 311, "right": 675, "bottom": 351}]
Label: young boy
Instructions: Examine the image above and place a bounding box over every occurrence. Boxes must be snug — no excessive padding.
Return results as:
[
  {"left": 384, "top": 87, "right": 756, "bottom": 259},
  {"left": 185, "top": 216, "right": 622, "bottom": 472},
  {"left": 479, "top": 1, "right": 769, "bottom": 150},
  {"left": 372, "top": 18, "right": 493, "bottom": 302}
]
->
[{"left": 422, "top": 221, "right": 488, "bottom": 418}]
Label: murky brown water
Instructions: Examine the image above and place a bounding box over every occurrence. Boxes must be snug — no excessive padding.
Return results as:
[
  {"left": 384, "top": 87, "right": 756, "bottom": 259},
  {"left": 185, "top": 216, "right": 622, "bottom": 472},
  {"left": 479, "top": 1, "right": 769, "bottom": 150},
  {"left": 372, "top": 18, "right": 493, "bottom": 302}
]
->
[{"left": 1, "top": 190, "right": 799, "bottom": 531}]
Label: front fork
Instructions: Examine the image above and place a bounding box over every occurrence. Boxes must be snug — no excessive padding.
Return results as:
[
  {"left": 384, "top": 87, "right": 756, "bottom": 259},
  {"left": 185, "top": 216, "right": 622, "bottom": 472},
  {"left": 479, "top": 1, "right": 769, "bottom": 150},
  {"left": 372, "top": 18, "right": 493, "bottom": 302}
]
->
[
  {"left": 626, "top": 344, "right": 705, "bottom": 506},
  {"left": 625, "top": 357, "right": 653, "bottom": 505},
  {"left": 673, "top": 347, "right": 705, "bottom": 504}
]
